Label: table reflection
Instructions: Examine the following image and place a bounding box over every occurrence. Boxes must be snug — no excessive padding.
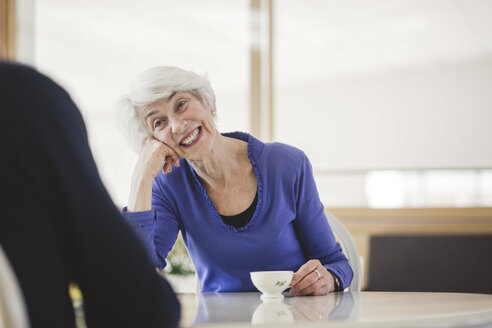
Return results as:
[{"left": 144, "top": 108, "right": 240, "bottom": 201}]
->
[
  {"left": 193, "top": 292, "right": 355, "bottom": 326},
  {"left": 289, "top": 292, "right": 355, "bottom": 322},
  {"left": 179, "top": 292, "right": 492, "bottom": 327}
]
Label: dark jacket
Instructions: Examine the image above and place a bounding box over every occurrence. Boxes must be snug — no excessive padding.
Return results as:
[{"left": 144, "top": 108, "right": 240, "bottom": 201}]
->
[{"left": 0, "top": 62, "right": 180, "bottom": 328}]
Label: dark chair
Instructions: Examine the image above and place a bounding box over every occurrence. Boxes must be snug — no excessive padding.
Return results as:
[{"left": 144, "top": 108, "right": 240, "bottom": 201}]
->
[{"left": 366, "top": 234, "right": 492, "bottom": 294}]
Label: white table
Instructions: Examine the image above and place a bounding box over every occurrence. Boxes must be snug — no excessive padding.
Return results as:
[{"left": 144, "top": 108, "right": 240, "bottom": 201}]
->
[{"left": 178, "top": 291, "right": 492, "bottom": 327}]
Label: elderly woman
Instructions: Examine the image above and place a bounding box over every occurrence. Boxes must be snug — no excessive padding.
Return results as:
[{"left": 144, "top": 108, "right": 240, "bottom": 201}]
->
[{"left": 118, "top": 66, "right": 353, "bottom": 295}]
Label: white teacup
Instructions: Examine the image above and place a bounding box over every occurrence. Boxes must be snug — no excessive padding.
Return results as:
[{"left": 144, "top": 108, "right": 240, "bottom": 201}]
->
[{"left": 250, "top": 271, "right": 294, "bottom": 299}]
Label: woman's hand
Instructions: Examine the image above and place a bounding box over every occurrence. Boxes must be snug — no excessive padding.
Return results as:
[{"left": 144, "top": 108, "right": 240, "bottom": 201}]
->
[
  {"left": 127, "top": 137, "right": 180, "bottom": 212},
  {"left": 289, "top": 259, "right": 334, "bottom": 296},
  {"left": 138, "top": 137, "right": 180, "bottom": 178}
]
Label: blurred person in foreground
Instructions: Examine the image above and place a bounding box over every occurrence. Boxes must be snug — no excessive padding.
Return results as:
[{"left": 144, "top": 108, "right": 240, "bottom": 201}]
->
[
  {"left": 117, "top": 66, "right": 353, "bottom": 295},
  {"left": 0, "top": 62, "right": 180, "bottom": 328}
]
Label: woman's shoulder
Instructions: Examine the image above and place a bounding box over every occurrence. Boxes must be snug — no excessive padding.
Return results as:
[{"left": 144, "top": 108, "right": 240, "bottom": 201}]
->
[
  {"left": 263, "top": 141, "right": 307, "bottom": 164},
  {"left": 223, "top": 131, "right": 305, "bottom": 163}
]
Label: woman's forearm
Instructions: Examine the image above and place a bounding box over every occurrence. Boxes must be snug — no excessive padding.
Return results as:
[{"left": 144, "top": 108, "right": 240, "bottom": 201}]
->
[
  {"left": 127, "top": 138, "right": 180, "bottom": 212},
  {"left": 127, "top": 171, "right": 154, "bottom": 212}
]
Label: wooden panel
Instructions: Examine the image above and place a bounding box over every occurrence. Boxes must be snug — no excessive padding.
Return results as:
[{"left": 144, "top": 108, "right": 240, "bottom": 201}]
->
[
  {"left": 249, "top": 0, "right": 261, "bottom": 139},
  {"left": 0, "top": 0, "right": 8, "bottom": 59},
  {"left": 0, "top": 0, "right": 13, "bottom": 61},
  {"left": 325, "top": 207, "right": 492, "bottom": 290},
  {"left": 328, "top": 207, "right": 492, "bottom": 219},
  {"left": 249, "top": 0, "right": 273, "bottom": 141}
]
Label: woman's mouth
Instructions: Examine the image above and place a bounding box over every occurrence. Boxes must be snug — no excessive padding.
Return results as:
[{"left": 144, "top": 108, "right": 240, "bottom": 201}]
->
[{"left": 180, "top": 127, "right": 202, "bottom": 148}]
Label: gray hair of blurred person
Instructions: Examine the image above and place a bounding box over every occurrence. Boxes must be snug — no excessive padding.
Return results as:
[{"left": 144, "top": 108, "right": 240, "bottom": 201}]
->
[{"left": 116, "top": 66, "right": 216, "bottom": 154}]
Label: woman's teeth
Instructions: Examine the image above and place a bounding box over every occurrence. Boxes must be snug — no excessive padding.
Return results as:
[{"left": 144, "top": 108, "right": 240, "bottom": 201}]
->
[{"left": 181, "top": 128, "right": 200, "bottom": 146}]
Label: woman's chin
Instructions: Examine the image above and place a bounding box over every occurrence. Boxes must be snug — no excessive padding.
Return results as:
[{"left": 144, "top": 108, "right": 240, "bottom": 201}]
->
[{"left": 183, "top": 147, "right": 214, "bottom": 162}]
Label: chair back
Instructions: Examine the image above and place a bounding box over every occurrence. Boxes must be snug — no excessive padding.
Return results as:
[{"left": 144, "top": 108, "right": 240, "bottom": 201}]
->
[
  {"left": 0, "top": 245, "right": 29, "bottom": 328},
  {"left": 325, "top": 212, "right": 362, "bottom": 292}
]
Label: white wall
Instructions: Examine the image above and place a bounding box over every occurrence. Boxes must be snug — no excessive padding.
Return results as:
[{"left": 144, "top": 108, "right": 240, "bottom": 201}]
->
[
  {"left": 276, "top": 56, "right": 492, "bottom": 170},
  {"left": 274, "top": 0, "right": 492, "bottom": 171},
  {"left": 17, "top": 0, "right": 492, "bottom": 207},
  {"left": 14, "top": 0, "right": 35, "bottom": 64}
]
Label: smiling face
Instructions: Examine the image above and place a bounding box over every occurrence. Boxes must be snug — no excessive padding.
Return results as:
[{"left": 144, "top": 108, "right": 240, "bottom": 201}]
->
[{"left": 139, "top": 91, "right": 218, "bottom": 160}]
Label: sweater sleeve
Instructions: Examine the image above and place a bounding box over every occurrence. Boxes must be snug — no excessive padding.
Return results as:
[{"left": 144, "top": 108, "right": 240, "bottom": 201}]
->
[
  {"left": 122, "top": 180, "right": 180, "bottom": 269},
  {"left": 121, "top": 208, "right": 159, "bottom": 265},
  {"left": 292, "top": 153, "right": 354, "bottom": 290}
]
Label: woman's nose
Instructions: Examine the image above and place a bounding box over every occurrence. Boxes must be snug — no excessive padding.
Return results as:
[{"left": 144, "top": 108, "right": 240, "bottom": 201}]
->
[{"left": 170, "top": 116, "right": 187, "bottom": 134}]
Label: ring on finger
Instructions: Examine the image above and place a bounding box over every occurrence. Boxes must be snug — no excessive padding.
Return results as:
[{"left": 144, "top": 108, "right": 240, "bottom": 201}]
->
[{"left": 313, "top": 269, "right": 321, "bottom": 280}]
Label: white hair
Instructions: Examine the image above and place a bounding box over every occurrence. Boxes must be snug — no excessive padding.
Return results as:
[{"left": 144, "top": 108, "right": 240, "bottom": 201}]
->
[{"left": 115, "top": 66, "right": 216, "bottom": 154}]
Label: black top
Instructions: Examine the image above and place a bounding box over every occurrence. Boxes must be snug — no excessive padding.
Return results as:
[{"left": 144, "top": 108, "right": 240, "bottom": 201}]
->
[
  {"left": 0, "top": 63, "right": 180, "bottom": 328},
  {"left": 220, "top": 190, "right": 258, "bottom": 228}
]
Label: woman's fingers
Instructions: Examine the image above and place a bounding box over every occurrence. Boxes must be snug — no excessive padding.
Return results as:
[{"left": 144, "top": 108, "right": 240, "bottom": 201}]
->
[
  {"left": 291, "top": 271, "right": 325, "bottom": 295},
  {"left": 159, "top": 141, "right": 180, "bottom": 173},
  {"left": 162, "top": 159, "right": 171, "bottom": 174},
  {"left": 162, "top": 155, "right": 178, "bottom": 174},
  {"left": 290, "top": 259, "right": 333, "bottom": 296},
  {"left": 291, "top": 259, "right": 319, "bottom": 287},
  {"left": 169, "top": 151, "right": 180, "bottom": 168}
]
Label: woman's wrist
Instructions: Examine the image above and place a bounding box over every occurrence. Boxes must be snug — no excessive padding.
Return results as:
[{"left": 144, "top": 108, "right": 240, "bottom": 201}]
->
[{"left": 328, "top": 270, "right": 342, "bottom": 292}]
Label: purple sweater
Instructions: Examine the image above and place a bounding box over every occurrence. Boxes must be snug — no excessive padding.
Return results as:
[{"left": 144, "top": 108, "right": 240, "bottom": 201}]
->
[{"left": 123, "top": 132, "right": 353, "bottom": 292}]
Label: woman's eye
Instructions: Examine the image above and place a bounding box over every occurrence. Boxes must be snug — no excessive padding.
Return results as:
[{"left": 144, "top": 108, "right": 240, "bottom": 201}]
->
[
  {"left": 177, "top": 100, "right": 187, "bottom": 111},
  {"left": 153, "top": 119, "right": 167, "bottom": 130}
]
